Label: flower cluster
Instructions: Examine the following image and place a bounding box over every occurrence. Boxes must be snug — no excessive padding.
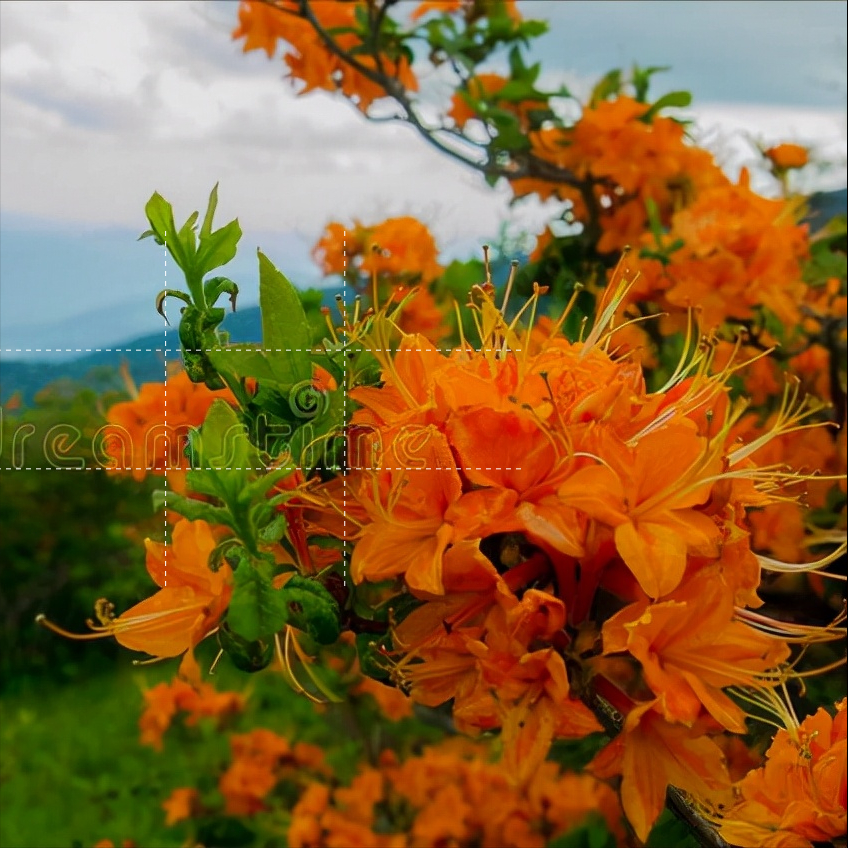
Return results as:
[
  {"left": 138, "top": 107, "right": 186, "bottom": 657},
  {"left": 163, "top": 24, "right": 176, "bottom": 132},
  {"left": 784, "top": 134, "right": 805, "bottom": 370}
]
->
[
  {"left": 289, "top": 741, "right": 623, "bottom": 848},
  {"left": 155, "top": 725, "right": 624, "bottom": 848},
  {"left": 233, "top": 0, "right": 417, "bottom": 112},
  {"left": 219, "top": 729, "right": 328, "bottom": 816},
  {"left": 716, "top": 699, "right": 847, "bottom": 848},
  {"left": 139, "top": 676, "right": 246, "bottom": 751},
  {"left": 518, "top": 95, "right": 727, "bottom": 253},
  {"left": 313, "top": 216, "right": 448, "bottom": 340},
  {"left": 104, "top": 369, "right": 236, "bottom": 492},
  {"left": 631, "top": 171, "right": 810, "bottom": 331},
  {"left": 313, "top": 217, "right": 444, "bottom": 287},
  {"left": 312, "top": 282, "right": 841, "bottom": 840}
]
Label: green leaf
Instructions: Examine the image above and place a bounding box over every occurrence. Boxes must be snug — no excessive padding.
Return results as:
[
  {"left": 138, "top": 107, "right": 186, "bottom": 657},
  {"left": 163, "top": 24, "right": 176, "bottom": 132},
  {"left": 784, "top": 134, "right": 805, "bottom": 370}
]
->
[
  {"left": 547, "top": 814, "right": 617, "bottom": 848},
  {"left": 197, "top": 219, "right": 242, "bottom": 278},
  {"left": 187, "top": 400, "right": 263, "bottom": 523},
  {"left": 644, "top": 807, "right": 700, "bottom": 848},
  {"left": 207, "top": 346, "right": 279, "bottom": 386},
  {"left": 280, "top": 575, "right": 341, "bottom": 645},
  {"left": 259, "top": 513, "right": 288, "bottom": 543},
  {"left": 204, "top": 276, "right": 239, "bottom": 312},
  {"left": 239, "top": 466, "right": 295, "bottom": 506},
  {"left": 144, "top": 193, "right": 190, "bottom": 273},
  {"left": 258, "top": 251, "right": 312, "bottom": 383},
  {"left": 642, "top": 90, "right": 692, "bottom": 121},
  {"left": 285, "top": 384, "right": 345, "bottom": 473},
  {"left": 516, "top": 19, "right": 547, "bottom": 39},
  {"left": 496, "top": 78, "right": 545, "bottom": 103},
  {"left": 151, "top": 489, "right": 231, "bottom": 527},
  {"left": 227, "top": 559, "right": 289, "bottom": 643},
  {"left": 217, "top": 621, "right": 275, "bottom": 672},
  {"left": 589, "top": 69, "right": 622, "bottom": 106},
  {"left": 178, "top": 210, "right": 199, "bottom": 256},
  {"left": 631, "top": 64, "right": 671, "bottom": 102},
  {"left": 200, "top": 183, "right": 219, "bottom": 241}
]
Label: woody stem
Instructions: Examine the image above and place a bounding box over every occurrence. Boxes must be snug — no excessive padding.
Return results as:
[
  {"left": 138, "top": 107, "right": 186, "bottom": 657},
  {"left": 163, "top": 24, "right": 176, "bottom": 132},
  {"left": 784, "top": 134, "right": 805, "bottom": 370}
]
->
[{"left": 580, "top": 683, "right": 731, "bottom": 848}]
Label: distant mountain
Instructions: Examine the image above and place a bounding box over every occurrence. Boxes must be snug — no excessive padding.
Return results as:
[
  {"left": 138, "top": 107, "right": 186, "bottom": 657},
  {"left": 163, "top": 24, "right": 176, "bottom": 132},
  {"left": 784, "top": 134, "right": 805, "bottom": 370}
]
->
[
  {"left": 0, "top": 290, "right": 337, "bottom": 404},
  {"left": 2, "top": 190, "right": 843, "bottom": 406},
  {"left": 0, "top": 218, "right": 321, "bottom": 352},
  {"left": 808, "top": 188, "right": 847, "bottom": 223}
]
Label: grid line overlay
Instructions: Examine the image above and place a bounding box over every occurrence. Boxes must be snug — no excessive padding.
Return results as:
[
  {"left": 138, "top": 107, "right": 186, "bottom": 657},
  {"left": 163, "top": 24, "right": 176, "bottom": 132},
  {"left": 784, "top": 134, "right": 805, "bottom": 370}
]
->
[
  {"left": 163, "top": 233, "right": 168, "bottom": 587},
  {"left": 3, "top": 348, "right": 523, "bottom": 353},
  {"left": 342, "top": 231, "right": 347, "bottom": 588}
]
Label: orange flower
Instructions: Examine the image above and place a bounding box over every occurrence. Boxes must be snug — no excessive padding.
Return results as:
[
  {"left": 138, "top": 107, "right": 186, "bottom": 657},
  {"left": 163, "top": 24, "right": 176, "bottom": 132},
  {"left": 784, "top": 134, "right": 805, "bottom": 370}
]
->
[
  {"left": 718, "top": 699, "right": 847, "bottom": 848},
  {"left": 139, "top": 676, "right": 246, "bottom": 750},
  {"left": 290, "top": 738, "right": 620, "bottom": 848},
  {"left": 232, "top": 0, "right": 290, "bottom": 57},
  {"left": 603, "top": 424, "right": 723, "bottom": 599},
  {"left": 516, "top": 95, "right": 727, "bottom": 252},
  {"left": 312, "top": 221, "right": 356, "bottom": 277},
  {"left": 592, "top": 702, "right": 731, "bottom": 842},
  {"left": 127, "top": 520, "right": 233, "bottom": 661},
  {"left": 350, "top": 426, "right": 461, "bottom": 594},
  {"left": 410, "top": 0, "right": 463, "bottom": 20},
  {"left": 104, "top": 369, "right": 236, "bottom": 490},
  {"left": 449, "top": 73, "right": 507, "bottom": 127},
  {"left": 311, "top": 285, "right": 826, "bottom": 810},
  {"left": 411, "top": 0, "right": 521, "bottom": 23},
  {"left": 391, "top": 559, "right": 601, "bottom": 777},
  {"left": 162, "top": 787, "right": 201, "bottom": 826},
  {"left": 37, "top": 520, "right": 232, "bottom": 682},
  {"left": 220, "top": 728, "right": 328, "bottom": 816},
  {"left": 393, "top": 285, "right": 451, "bottom": 343},
  {"left": 633, "top": 172, "right": 809, "bottom": 329},
  {"left": 766, "top": 143, "right": 809, "bottom": 170},
  {"left": 603, "top": 570, "right": 790, "bottom": 732},
  {"left": 351, "top": 676, "right": 415, "bottom": 721},
  {"left": 233, "top": 1, "right": 417, "bottom": 113}
]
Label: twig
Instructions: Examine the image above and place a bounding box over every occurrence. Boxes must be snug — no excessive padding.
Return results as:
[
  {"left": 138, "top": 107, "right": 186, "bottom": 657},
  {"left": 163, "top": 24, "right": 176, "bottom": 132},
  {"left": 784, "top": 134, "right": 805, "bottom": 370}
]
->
[
  {"left": 584, "top": 687, "right": 731, "bottom": 848},
  {"left": 253, "top": 0, "right": 591, "bottom": 190}
]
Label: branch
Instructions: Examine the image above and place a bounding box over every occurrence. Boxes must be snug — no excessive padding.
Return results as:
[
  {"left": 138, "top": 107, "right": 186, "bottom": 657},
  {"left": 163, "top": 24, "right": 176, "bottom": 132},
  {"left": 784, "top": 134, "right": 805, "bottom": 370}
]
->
[
  {"left": 584, "top": 687, "right": 731, "bottom": 848},
  {"left": 255, "top": 0, "right": 590, "bottom": 189}
]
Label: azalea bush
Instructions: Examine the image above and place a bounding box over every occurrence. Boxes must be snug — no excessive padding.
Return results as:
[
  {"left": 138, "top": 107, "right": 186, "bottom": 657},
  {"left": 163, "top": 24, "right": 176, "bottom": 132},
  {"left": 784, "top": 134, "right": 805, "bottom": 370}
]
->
[{"left": 27, "top": 2, "right": 848, "bottom": 848}]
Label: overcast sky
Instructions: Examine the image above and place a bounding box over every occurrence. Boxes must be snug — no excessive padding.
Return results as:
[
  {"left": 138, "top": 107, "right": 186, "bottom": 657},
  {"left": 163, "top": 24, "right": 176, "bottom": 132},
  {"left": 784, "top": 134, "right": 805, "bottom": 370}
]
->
[{"left": 1, "top": 0, "right": 846, "bottom": 352}]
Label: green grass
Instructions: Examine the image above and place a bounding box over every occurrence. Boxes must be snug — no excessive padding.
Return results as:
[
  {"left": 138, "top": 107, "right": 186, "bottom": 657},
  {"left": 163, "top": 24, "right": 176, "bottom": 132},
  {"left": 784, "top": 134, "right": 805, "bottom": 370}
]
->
[
  {"left": 0, "top": 638, "right": 449, "bottom": 848},
  {"left": 0, "top": 653, "right": 357, "bottom": 848}
]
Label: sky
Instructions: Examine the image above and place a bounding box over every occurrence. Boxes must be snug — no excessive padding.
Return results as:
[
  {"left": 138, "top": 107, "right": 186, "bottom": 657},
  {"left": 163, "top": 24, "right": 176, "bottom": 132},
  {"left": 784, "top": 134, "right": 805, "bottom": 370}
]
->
[{"left": 0, "top": 0, "right": 846, "bottom": 354}]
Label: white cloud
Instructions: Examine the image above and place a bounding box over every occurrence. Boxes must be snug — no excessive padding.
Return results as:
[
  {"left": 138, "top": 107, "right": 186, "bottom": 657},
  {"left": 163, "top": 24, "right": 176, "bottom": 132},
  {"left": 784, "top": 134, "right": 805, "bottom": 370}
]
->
[{"left": 0, "top": 0, "right": 845, "bottom": 251}]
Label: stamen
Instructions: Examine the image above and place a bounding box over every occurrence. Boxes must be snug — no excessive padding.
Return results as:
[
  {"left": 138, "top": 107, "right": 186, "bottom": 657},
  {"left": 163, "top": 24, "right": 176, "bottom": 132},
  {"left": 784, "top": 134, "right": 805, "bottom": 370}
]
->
[
  {"left": 729, "top": 377, "right": 828, "bottom": 466},
  {"left": 581, "top": 252, "right": 635, "bottom": 358},
  {"left": 501, "top": 259, "right": 519, "bottom": 315},
  {"left": 35, "top": 613, "right": 109, "bottom": 641},
  {"left": 131, "top": 655, "right": 171, "bottom": 666},
  {"left": 321, "top": 306, "right": 339, "bottom": 344},
  {"left": 209, "top": 648, "right": 225, "bottom": 675},
  {"left": 334, "top": 293, "right": 349, "bottom": 331},
  {"left": 757, "top": 542, "right": 847, "bottom": 579},
  {"left": 736, "top": 604, "right": 847, "bottom": 644},
  {"left": 548, "top": 283, "right": 584, "bottom": 339}
]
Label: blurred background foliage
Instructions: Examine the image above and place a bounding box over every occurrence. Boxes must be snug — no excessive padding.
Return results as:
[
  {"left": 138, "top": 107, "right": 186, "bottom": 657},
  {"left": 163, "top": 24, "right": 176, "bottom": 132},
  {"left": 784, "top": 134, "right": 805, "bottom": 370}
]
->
[{"left": 0, "top": 377, "right": 160, "bottom": 689}]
